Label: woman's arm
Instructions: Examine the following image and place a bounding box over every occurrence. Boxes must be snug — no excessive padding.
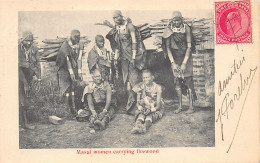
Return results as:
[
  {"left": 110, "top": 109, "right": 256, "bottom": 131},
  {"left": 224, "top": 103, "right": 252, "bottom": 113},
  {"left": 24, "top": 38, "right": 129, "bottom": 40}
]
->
[
  {"left": 128, "top": 24, "right": 137, "bottom": 60},
  {"left": 154, "top": 85, "right": 162, "bottom": 111},
  {"left": 166, "top": 37, "right": 178, "bottom": 73},
  {"left": 103, "top": 84, "right": 112, "bottom": 112},
  {"left": 87, "top": 94, "right": 97, "bottom": 117},
  {"left": 77, "top": 43, "right": 84, "bottom": 80},
  {"left": 183, "top": 25, "right": 192, "bottom": 65},
  {"left": 180, "top": 25, "right": 192, "bottom": 72},
  {"left": 35, "top": 49, "right": 41, "bottom": 80},
  {"left": 166, "top": 37, "right": 175, "bottom": 64},
  {"left": 66, "top": 56, "right": 76, "bottom": 82}
]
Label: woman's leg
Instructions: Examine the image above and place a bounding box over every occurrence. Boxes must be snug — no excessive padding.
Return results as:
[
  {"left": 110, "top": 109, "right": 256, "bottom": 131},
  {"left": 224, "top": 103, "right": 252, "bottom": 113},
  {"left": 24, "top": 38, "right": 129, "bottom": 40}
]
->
[{"left": 174, "top": 79, "right": 183, "bottom": 114}]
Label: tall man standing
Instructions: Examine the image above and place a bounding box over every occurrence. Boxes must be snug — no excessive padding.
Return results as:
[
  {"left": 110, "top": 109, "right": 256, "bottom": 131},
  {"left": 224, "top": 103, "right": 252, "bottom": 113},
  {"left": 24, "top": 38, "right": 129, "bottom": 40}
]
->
[
  {"left": 56, "top": 29, "right": 84, "bottom": 115},
  {"left": 106, "top": 10, "right": 146, "bottom": 114},
  {"left": 19, "top": 31, "right": 41, "bottom": 129}
]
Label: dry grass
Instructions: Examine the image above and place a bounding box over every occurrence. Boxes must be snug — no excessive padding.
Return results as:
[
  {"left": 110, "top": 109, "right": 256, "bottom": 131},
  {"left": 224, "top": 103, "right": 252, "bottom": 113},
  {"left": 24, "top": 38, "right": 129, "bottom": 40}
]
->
[{"left": 26, "top": 77, "right": 70, "bottom": 123}]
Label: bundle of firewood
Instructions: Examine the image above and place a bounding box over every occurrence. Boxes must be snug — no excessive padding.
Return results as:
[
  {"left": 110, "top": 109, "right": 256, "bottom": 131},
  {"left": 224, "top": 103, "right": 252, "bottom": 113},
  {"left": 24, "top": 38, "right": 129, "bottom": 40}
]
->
[
  {"left": 38, "top": 36, "right": 91, "bottom": 61},
  {"left": 150, "top": 18, "right": 213, "bottom": 50},
  {"left": 95, "top": 17, "right": 213, "bottom": 50},
  {"left": 95, "top": 19, "right": 152, "bottom": 40}
]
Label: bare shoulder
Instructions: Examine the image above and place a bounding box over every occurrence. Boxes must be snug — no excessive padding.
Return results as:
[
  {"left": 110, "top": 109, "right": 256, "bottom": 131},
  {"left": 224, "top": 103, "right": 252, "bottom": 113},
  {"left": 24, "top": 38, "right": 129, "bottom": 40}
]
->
[
  {"left": 88, "top": 47, "right": 96, "bottom": 57},
  {"left": 185, "top": 24, "right": 191, "bottom": 33},
  {"left": 132, "top": 82, "right": 144, "bottom": 93},
  {"left": 155, "top": 83, "right": 163, "bottom": 92},
  {"left": 79, "top": 42, "right": 84, "bottom": 50},
  {"left": 32, "top": 44, "right": 39, "bottom": 52},
  {"left": 105, "top": 81, "right": 112, "bottom": 90},
  {"left": 127, "top": 22, "right": 136, "bottom": 32}
]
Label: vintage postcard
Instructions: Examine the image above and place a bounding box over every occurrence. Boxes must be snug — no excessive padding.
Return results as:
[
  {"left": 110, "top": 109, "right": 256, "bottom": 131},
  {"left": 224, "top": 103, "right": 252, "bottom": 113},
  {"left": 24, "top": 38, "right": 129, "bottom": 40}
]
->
[{"left": 0, "top": 0, "right": 259, "bottom": 162}]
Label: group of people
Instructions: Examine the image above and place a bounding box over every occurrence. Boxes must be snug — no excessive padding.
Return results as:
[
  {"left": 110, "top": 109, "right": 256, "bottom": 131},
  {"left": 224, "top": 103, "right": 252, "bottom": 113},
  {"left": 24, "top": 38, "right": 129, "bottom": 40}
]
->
[{"left": 19, "top": 10, "right": 197, "bottom": 134}]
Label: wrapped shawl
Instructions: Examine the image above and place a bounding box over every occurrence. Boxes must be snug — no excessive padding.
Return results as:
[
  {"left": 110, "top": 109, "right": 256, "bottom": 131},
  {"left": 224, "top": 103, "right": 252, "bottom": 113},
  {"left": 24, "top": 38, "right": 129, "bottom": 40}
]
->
[
  {"left": 19, "top": 44, "right": 40, "bottom": 82},
  {"left": 81, "top": 81, "right": 108, "bottom": 104},
  {"left": 56, "top": 40, "right": 84, "bottom": 95},
  {"left": 161, "top": 24, "right": 195, "bottom": 77},
  {"left": 88, "top": 46, "right": 108, "bottom": 70},
  {"left": 56, "top": 40, "right": 84, "bottom": 70},
  {"left": 133, "top": 81, "right": 160, "bottom": 106},
  {"left": 88, "top": 46, "right": 111, "bottom": 81},
  {"left": 106, "top": 22, "right": 146, "bottom": 71},
  {"left": 82, "top": 81, "right": 117, "bottom": 113},
  {"left": 19, "top": 43, "right": 40, "bottom": 106},
  {"left": 161, "top": 24, "right": 197, "bottom": 100}
]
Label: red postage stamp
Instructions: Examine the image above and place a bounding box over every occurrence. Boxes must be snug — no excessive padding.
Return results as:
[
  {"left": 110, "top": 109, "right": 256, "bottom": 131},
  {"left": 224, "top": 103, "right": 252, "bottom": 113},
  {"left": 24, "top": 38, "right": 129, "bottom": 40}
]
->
[{"left": 215, "top": 0, "right": 252, "bottom": 44}]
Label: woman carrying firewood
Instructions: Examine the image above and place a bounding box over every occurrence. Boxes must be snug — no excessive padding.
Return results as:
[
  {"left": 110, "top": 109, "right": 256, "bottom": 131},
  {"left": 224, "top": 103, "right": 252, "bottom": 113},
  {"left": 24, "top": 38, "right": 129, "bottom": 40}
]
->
[
  {"left": 162, "top": 11, "right": 197, "bottom": 114},
  {"left": 106, "top": 10, "right": 146, "bottom": 115},
  {"left": 56, "top": 29, "right": 84, "bottom": 116},
  {"left": 19, "top": 31, "right": 41, "bottom": 130}
]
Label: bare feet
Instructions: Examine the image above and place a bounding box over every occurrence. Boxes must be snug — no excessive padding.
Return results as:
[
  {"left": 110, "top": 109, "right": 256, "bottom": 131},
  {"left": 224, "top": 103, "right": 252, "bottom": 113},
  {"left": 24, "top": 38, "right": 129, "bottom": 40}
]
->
[
  {"left": 131, "top": 126, "right": 140, "bottom": 134},
  {"left": 89, "top": 123, "right": 94, "bottom": 128},
  {"left": 174, "top": 107, "right": 183, "bottom": 114},
  {"left": 131, "top": 124, "right": 143, "bottom": 134},
  {"left": 70, "top": 107, "right": 77, "bottom": 116},
  {"left": 94, "top": 120, "right": 103, "bottom": 130},
  {"left": 24, "top": 124, "right": 35, "bottom": 130},
  {"left": 185, "top": 107, "right": 195, "bottom": 114},
  {"left": 99, "top": 121, "right": 106, "bottom": 130},
  {"left": 141, "top": 124, "right": 146, "bottom": 134}
]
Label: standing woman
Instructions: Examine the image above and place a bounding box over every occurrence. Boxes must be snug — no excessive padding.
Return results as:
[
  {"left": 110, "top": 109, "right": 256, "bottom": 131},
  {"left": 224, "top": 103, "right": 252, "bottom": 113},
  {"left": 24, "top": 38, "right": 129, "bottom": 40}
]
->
[
  {"left": 19, "top": 31, "right": 41, "bottom": 129},
  {"left": 162, "top": 11, "right": 197, "bottom": 114},
  {"left": 106, "top": 10, "right": 146, "bottom": 114},
  {"left": 56, "top": 29, "right": 84, "bottom": 115}
]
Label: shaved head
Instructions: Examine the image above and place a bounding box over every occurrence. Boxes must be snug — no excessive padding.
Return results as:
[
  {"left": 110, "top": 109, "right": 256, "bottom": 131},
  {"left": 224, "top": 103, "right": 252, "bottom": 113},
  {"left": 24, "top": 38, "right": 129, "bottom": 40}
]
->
[
  {"left": 113, "top": 10, "right": 123, "bottom": 18},
  {"left": 22, "top": 31, "right": 34, "bottom": 41},
  {"left": 95, "top": 35, "right": 104, "bottom": 42},
  {"left": 95, "top": 35, "right": 105, "bottom": 48},
  {"left": 172, "top": 11, "right": 182, "bottom": 19},
  {"left": 113, "top": 10, "right": 124, "bottom": 25},
  {"left": 142, "top": 69, "right": 154, "bottom": 85},
  {"left": 70, "top": 29, "right": 80, "bottom": 45},
  {"left": 71, "top": 29, "right": 80, "bottom": 37},
  {"left": 142, "top": 69, "right": 154, "bottom": 77},
  {"left": 92, "top": 69, "right": 102, "bottom": 84}
]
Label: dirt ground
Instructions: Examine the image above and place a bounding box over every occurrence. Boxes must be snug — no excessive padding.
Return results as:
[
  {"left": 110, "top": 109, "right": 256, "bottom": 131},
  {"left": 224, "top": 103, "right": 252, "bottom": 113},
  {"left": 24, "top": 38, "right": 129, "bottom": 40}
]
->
[{"left": 19, "top": 104, "right": 215, "bottom": 149}]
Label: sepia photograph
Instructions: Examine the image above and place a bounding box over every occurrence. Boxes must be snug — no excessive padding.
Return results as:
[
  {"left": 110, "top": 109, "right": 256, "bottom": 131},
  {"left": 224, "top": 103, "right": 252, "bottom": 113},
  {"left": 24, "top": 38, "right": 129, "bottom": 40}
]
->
[
  {"left": 18, "top": 10, "right": 215, "bottom": 149},
  {"left": 0, "top": 0, "right": 259, "bottom": 162}
]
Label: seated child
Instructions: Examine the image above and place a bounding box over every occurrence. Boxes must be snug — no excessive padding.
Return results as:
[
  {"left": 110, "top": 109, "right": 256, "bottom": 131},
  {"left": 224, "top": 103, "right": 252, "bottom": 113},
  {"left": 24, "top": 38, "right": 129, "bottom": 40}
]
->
[
  {"left": 87, "top": 35, "right": 111, "bottom": 81},
  {"left": 82, "top": 69, "right": 116, "bottom": 130},
  {"left": 131, "top": 69, "right": 163, "bottom": 134}
]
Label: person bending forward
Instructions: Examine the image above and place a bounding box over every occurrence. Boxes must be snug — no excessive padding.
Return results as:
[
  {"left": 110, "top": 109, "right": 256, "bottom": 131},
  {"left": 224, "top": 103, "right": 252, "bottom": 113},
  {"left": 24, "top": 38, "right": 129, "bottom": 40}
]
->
[{"left": 82, "top": 69, "right": 117, "bottom": 130}]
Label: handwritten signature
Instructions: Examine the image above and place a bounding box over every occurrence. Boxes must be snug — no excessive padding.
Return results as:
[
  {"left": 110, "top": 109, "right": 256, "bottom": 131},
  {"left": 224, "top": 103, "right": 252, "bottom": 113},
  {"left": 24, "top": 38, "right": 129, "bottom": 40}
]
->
[{"left": 216, "top": 56, "right": 258, "bottom": 153}]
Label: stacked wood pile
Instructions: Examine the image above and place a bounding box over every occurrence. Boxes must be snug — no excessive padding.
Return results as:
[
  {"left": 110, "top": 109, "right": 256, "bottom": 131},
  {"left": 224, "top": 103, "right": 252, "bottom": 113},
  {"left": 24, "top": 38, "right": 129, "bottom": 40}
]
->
[
  {"left": 95, "top": 18, "right": 213, "bottom": 50},
  {"left": 95, "top": 20, "right": 152, "bottom": 40},
  {"left": 150, "top": 18, "right": 213, "bottom": 50},
  {"left": 37, "top": 36, "right": 91, "bottom": 62}
]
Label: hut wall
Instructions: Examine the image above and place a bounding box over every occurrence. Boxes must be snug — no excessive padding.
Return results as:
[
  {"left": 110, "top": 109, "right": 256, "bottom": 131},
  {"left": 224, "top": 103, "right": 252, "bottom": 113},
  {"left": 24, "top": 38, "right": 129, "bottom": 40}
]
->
[{"left": 192, "top": 49, "right": 215, "bottom": 107}]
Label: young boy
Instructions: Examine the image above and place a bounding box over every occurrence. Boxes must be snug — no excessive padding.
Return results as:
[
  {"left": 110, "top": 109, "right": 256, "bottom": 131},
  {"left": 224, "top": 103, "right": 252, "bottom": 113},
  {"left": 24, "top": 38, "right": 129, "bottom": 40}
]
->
[
  {"left": 82, "top": 69, "right": 116, "bottom": 130},
  {"left": 131, "top": 69, "right": 163, "bottom": 134},
  {"left": 88, "top": 35, "right": 111, "bottom": 82}
]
